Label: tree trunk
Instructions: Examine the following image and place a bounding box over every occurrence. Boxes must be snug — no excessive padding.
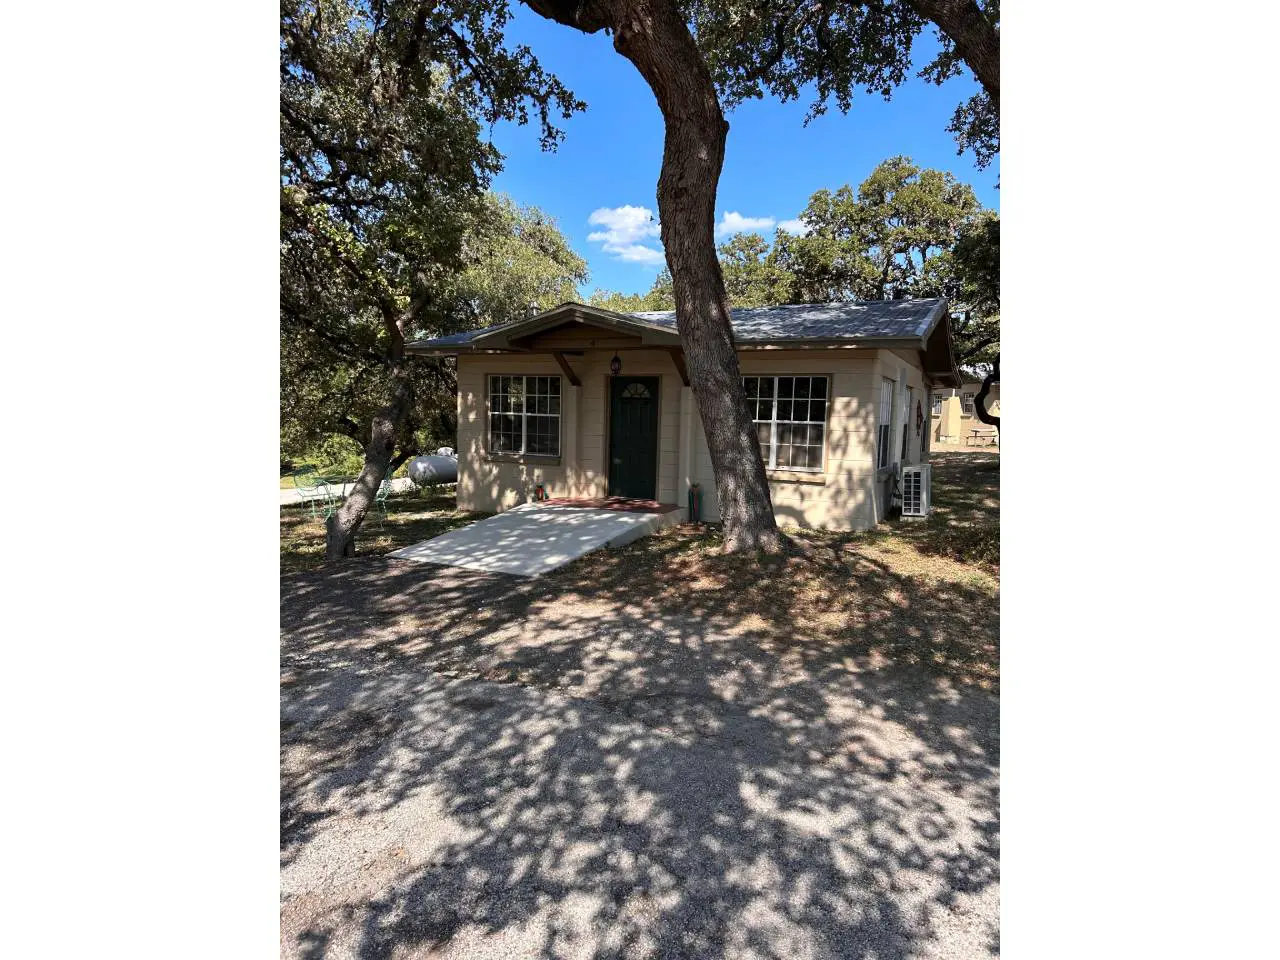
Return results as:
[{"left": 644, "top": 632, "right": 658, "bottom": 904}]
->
[
  {"left": 974, "top": 354, "right": 999, "bottom": 432},
  {"left": 907, "top": 0, "right": 1000, "bottom": 106},
  {"left": 523, "top": 0, "right": 784, "bottom": 552},
  {"left": 324, "top": 365, "right": 414, "bottom": 559},
  {"left": 324, "top": 275, "right": 427, "bottom": 560},
  {"left": 388, "top": 447, "right": 416, "bottom": 476}
]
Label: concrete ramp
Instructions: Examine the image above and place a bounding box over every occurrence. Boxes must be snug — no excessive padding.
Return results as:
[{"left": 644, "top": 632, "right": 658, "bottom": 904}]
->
[{"left": 389, "top": 502, "right": 681, "bottom": 577}]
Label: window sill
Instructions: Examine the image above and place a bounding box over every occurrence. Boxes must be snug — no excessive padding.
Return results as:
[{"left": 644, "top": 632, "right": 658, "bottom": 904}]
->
[
  {"left": 484, "top": 454, "right": 562, "bottom": 466},
  {"left": 766, "top": 469, "right": 826, "bottom": 485}
]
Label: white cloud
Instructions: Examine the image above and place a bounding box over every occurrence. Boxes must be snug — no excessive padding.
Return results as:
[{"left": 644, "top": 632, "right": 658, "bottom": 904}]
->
[
  {"left": 606, "top": 242, "right": 667, "bottom": 266},
  {"left": 587, "top": 204, "right": 665, "bottom": 266},
  {"left": 777, "top": 217, "right": 812, "bottom": 236},
  {"left": 587, "top": 205, "right": 809, "bottom": 265},
  {"left": 715, "top": 211, "right": 776, "bottom": 238}
]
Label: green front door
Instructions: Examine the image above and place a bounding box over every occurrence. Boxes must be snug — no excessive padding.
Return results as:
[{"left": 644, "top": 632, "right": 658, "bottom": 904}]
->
[{"left": 608, "top": 376, "right": 660, "bottom": 500}]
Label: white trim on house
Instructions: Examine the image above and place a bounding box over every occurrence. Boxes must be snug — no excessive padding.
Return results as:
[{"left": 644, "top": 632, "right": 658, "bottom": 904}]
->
[
  {"left": 744, "top": 373, "right": 832, "bottom": 474},
  {"left": 483, "top": 373, "right": 565, "bottom": 462}
]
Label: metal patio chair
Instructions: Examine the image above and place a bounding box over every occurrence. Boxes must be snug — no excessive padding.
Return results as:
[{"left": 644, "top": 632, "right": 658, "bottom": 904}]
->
[
  {"left": 372, "top": 472, "right": 394, "bottom": 528},
  {"left": 291, "top": 466, "right": 337, "bottom": 520}
]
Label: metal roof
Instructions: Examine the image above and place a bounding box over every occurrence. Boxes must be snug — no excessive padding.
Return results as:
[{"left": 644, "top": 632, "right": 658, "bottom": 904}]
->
[
  {"left": 630, "top": 298, "right": 947, "bottom": 341},
  {"left": 406, "top": 298, "right": 949, "bottom": 351},
  {"left": 408, "top": 322, "right": 508, "bottom": 347}
]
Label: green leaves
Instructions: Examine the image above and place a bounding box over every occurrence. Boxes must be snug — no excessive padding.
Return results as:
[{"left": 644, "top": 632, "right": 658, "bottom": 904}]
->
[
  {"left": 689, "top": 0, "right": 926, "bottom": 116},
  {"left": 770, "top": 156, "right": 982, "bottom": 303},
  {"left": 717, "top": 233, "right": 793, "bottom": 307},
  {"left": 588, "top": 275, "right": 676, "bottom": 313},
  {"left": 281, "top": 0, "right": 587, "bottom": 462},
  {"left": 687, "top": 0, "right": 999, "bottom": 166}
]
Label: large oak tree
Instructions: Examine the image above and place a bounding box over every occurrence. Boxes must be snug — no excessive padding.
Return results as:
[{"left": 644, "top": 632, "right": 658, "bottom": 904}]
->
[
  {"left": 523, "top": 0, "right": 785, "bottom": 552},
  {"left": 281, "top": 0, "right": 582, "bottom": 559},
  {"left": 282, "top": 194, "right": 587, "bottom": 480}
]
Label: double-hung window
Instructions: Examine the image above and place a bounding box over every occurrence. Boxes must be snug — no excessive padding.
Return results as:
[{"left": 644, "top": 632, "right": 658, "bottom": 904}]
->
[
  {"left": 743, "top": 375, "right": 828, "bottom": 471},
  {"left": 931, "top": 394, "right": 943, "bottom": 416},
  {"left": 961, "top": 391, "right": 975, "bottom": 416},
  {"left": 877, "top": 378, "right": 894, "bottom": 469},
  {"left": 488, "top": 375, "right": 561, "bottom": 456}
]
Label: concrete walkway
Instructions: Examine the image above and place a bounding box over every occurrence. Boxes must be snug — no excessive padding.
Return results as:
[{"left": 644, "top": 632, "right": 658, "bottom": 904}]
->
[
  {"left": 390, "top": 502, "right": 681, "bottom": 576},
  {"left": 279, "top": 476, "right": 418, "bottom": 507}
]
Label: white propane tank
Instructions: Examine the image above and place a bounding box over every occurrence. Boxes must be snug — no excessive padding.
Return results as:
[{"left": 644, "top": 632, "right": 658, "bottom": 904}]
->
[{"left": 407, "top": 454, "right": 458, "bottom": 487}]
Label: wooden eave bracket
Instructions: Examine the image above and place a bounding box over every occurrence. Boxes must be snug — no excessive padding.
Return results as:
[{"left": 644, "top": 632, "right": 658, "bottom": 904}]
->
[
  {"left": 666, "top": 347, "right": 690, "bottom": 386},
  {"left": 552, "top": 351, "right": 581, "bottom": 387}
]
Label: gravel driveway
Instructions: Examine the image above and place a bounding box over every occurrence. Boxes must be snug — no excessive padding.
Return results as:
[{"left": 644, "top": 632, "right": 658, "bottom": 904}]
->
[{"left": 282, "top": 560, "right": 999, "bottom": 959}]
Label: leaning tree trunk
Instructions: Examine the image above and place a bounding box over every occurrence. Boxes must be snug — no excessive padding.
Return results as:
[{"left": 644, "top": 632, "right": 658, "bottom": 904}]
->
[
  {"left": 324, "top": 281, "right": 429, "bottom": 560},
  {"left": 524, "top": 0, "right": 784, "bottom": 553},
  {"left": 974, "top": 354, "right": 999, "bottom": 433},
  {"left": 324, "top": 366, "right": 415, "bottom": 559}
]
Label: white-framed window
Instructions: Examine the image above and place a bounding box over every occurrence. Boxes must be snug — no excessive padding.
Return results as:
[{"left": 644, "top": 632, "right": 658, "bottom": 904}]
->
[
  {"left": 743, "top": 375, "right": 828, "bottom": 471},
  {"left": 877, "top": 377, "right": 894, "bottom": 469},
  {"left": 488, "top": 375, "right": 561, "bottom": 456},
  {"left": 961, "top": 391, "right": 975, "bottom": 416},
  {"left": 931, "top": 394, "right": 943, "bottom": 416}
]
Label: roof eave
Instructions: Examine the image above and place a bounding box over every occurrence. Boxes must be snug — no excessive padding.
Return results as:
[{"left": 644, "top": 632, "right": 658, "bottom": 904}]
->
[
  {"left": 403, "top": 344, "right": 530, "bottom": 357},
  {"left": 469, "top": 302, "right": 680, "bottom": 349},
  {"left": 408, "top": 335, "right": 946, "bottom": 355},
  {"left": 921, "top": 308, "right": 963, "bottom": 387},
  {"left": 914, "top": 298, "right": 951, "bottom": 340}
]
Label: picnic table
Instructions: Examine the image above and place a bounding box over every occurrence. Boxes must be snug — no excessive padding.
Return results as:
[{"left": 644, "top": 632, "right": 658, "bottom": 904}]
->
[{"left": 967, "top": 428, "right": 998, "bottom": 446}]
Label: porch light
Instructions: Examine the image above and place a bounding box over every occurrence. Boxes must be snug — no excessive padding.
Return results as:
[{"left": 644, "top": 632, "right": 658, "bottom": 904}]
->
[{"left": 610, "top": 353, "right": 622, "bottom": 376}]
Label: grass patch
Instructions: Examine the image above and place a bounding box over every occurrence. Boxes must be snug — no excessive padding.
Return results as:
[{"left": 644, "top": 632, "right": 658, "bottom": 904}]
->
[
  {"left": 280, "top": 491, "right": 486, "bottom": 574},
  {"left": 861, "top": 451, "right": 999, "bottom": 573}
]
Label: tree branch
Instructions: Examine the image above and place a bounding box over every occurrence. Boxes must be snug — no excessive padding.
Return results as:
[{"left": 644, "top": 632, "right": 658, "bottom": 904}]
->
[
  {"left": 973, "top": 353, "right": 999, "bottom": 431},
  {"left": 907, "top": 0, "right": 999, "bottom": 105}
]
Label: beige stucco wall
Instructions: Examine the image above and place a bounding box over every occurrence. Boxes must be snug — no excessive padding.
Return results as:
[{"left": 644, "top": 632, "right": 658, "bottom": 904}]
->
[
  {"left": 456, "top": 350, "right": 683, "bottom": 512},
  {"left": 455, "top": 347, "right": 929, "bottom": 531}
]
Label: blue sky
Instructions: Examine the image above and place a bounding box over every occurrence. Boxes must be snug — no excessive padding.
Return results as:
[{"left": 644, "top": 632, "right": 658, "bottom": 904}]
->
[{"left": 488, "top": 7, "right": 1000, "bottom": 297}]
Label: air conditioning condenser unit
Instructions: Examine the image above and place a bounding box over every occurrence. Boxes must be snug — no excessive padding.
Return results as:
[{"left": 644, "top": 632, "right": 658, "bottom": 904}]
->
[{"left": 901, "top": 463, "right": 932, "bottom": 518}]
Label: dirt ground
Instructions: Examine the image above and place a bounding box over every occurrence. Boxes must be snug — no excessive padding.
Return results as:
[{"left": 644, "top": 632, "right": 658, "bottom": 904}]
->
[{"left": 281, "top": 451, "right": 1000, "bottom": 958}]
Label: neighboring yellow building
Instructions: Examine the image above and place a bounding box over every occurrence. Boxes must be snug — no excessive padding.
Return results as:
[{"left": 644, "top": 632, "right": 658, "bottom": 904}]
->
[
  {"left": 408, "top": 299, "right": 962, "bottom": 531},
  {"left": 931, "top": 380, "right": 1000, "bottom": 445}
]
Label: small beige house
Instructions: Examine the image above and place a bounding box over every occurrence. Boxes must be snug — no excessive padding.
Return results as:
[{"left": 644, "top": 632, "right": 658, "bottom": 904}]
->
[{"left": 406, "top": 298, "right": 961, "bottom": 531}]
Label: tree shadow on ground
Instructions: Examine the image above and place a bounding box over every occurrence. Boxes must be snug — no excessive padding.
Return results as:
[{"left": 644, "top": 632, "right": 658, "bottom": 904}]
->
[
  {"left": 282, "top": 640, "right": 997, "bottom": 957},
  {"left": 280, "top": 454, "right": 999, "bottom": 958}
]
